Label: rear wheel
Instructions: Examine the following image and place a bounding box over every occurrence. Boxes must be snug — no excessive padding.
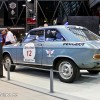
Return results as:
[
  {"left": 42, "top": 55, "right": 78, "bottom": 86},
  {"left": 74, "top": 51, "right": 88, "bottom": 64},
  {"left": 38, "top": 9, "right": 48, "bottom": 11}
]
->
[
  {"left": 3, "top": 55, "right": 16, "bottom": 71},
  {"left": 56, "top": 59, "right": 80, "bottom": 83},
  {"left": 87, "top": 70, "right": 99, "bottom": 75}
]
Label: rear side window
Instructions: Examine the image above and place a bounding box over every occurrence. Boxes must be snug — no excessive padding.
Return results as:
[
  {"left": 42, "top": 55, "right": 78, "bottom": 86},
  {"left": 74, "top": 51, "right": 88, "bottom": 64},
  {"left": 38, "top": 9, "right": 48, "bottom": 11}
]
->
[{"left": 69, "top": 28, "right": 100, "bottom": 41}]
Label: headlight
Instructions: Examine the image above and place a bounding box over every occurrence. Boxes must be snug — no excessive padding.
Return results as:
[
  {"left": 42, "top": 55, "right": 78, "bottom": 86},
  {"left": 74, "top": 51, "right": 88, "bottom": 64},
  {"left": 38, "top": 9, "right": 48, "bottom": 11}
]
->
[{"left": 93, "top": 54, "right": 100, "bottom": 60}]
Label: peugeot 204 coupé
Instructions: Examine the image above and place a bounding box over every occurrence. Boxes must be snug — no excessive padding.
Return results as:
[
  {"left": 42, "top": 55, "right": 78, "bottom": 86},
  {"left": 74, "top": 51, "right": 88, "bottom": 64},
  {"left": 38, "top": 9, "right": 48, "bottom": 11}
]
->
[{"left": 3, "top": 25, "right": 100, "bottom": 83}]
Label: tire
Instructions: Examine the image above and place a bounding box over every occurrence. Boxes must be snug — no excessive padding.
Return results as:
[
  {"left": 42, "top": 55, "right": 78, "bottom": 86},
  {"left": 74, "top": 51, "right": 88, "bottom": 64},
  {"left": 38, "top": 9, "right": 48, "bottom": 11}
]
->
[
  {"left": 56, "top": 59, "right": 80, "bottom": 83},
  {"left": 88, "top": 70, "right": 99, "bottom": 75},
  {"left": 3, "top": 55, "right": 16, "bottom": 71}
]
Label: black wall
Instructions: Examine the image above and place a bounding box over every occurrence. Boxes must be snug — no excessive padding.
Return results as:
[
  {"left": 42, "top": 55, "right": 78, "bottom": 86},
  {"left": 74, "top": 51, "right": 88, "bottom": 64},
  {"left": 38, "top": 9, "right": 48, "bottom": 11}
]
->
[{"left": 65, "top": 16, "right": 99, "bottom": 34}]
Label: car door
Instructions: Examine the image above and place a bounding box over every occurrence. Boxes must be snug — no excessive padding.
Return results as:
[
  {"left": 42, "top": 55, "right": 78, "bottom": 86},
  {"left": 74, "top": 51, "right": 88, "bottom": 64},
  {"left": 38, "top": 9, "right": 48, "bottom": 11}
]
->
[
  {"left": 42, "top": 28, "right": 65, "bottom": 66},
  {"left": 16, "top": 29, "right": 44, "bottom": 65}
]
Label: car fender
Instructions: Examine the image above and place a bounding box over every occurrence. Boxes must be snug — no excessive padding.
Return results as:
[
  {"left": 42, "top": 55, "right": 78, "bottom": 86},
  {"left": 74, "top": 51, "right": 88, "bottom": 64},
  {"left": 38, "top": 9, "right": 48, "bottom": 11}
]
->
[
  {"left": 3, "top": 51, "right": 13, "bottom": 61},
  {"left": 53, "top": 55, "right": 78, "bottom": 69}
]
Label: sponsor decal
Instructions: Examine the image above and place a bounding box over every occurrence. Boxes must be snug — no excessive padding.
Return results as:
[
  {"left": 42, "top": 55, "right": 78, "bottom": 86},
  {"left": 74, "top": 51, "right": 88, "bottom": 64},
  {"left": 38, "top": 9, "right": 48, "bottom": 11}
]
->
[
  {"left": 46, "top": 49, "right": 54, "bottom": 57},
  {"left": 23, "top": 43, "right": 35, "bottom": 62},
  {"left": 63, "top": 43, "right": 85, "bottom": 46}
]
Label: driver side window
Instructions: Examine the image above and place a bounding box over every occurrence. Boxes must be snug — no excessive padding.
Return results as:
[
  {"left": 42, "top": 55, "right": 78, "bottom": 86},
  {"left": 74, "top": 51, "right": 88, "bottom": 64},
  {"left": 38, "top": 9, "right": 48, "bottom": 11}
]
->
[{"left": 23, "top": 30, "right": 44, "bottom": 43}]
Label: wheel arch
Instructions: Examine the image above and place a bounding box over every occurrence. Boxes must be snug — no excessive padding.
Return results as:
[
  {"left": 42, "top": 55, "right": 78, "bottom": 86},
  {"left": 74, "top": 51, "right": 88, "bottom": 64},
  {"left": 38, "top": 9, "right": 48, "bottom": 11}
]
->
[
  {"left": 3, "top": 52, "right": 13, "bottom": 62},
  {"left": 53, "top": 57, "right": 79, "bottom": 70},
  {"left": 3, "top": 52, "right": 16, "bottom": 71}
]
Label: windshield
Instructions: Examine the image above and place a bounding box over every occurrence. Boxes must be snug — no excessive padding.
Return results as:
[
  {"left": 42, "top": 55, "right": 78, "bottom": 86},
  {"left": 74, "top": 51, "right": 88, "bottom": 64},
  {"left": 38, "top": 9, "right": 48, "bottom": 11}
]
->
[{"left": 69, "top": 28, "right": 100, "bottom": 41}]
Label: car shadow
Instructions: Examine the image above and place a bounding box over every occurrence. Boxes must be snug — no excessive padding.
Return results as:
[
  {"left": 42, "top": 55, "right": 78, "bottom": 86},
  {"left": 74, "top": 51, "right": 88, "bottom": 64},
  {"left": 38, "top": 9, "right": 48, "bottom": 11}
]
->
[
  {"left": 74, "top": 71, "right": 100, "bottom": 84},
  {"left": 15, "top": 66, "right": 53, "bottom": 78},
  {"left": 14, "top": 66, "right": 100, "bottom": 84}
]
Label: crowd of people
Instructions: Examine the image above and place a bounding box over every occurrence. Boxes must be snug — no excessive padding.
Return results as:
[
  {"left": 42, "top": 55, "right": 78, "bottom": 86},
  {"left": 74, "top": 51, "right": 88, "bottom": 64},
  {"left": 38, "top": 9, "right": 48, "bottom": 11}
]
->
[{"left": 1, "top": 27, "right": 17, "bottom": 46}]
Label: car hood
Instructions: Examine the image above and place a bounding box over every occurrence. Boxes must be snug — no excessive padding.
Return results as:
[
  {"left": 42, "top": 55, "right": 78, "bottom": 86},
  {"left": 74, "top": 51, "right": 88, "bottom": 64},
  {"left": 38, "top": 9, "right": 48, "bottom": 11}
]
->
[{"left": 3, "top": 43, "right": 20, "bottom": 48}]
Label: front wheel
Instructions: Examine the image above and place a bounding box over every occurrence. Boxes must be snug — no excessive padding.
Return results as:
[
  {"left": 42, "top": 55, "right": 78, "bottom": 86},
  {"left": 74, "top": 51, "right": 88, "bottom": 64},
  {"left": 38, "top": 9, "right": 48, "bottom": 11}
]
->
[
  {"left": 56, "top": 59, "right": 80, "bottom": 83},
  {"left": 3, "top": 55, "right": 16, "bottom": 71}
]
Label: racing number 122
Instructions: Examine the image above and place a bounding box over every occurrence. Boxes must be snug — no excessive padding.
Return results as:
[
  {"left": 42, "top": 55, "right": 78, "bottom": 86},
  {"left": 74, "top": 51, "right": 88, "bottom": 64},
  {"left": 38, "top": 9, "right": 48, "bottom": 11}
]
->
[{"left": 27, "top": 50, "right": 32, "bottom": 56}]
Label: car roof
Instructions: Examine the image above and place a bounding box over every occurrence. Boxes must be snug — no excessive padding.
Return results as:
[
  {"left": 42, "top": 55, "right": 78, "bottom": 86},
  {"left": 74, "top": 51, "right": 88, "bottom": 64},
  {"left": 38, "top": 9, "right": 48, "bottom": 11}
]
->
[{"left": 30, "top": 25, "right": 87, "bottom": 31}]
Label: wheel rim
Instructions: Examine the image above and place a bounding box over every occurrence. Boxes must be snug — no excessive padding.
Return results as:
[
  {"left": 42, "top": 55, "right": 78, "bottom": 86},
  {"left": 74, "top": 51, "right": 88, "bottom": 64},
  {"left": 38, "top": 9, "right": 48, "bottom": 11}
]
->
[
  {"left": 59, "top": 61, "right": 73, "bottom": 79},
  {"left": 4, "top": 56, "right": 11, "bottom": 69}
]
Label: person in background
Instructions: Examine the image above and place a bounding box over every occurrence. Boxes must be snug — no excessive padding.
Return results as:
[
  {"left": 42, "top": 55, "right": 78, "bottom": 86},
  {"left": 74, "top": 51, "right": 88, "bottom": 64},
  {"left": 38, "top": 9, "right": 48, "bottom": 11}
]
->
[
  {"left": 44, "top": 21, "right": 48, "bottom": 27},
  {"left": 13, "top": 35, "right": 17, "bottom": 43},
  {"left": 5, "top": 27, "right": 15, "bottom": 45},
  {"left": 1, "top": 29, "right": 6, "bottom": 46}
]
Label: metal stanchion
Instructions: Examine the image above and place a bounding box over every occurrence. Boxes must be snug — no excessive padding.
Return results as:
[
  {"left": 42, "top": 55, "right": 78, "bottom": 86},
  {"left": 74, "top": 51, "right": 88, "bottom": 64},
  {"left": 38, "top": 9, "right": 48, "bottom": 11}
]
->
[
  {"left": 50, "top": 68, "right": 54, "bottom": 93},
  {"left": 7, "top": 63, "right": 10, "bottom": 80},
  {"left": 0, "top": 43, "right": 3, "bottom": 78}
]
